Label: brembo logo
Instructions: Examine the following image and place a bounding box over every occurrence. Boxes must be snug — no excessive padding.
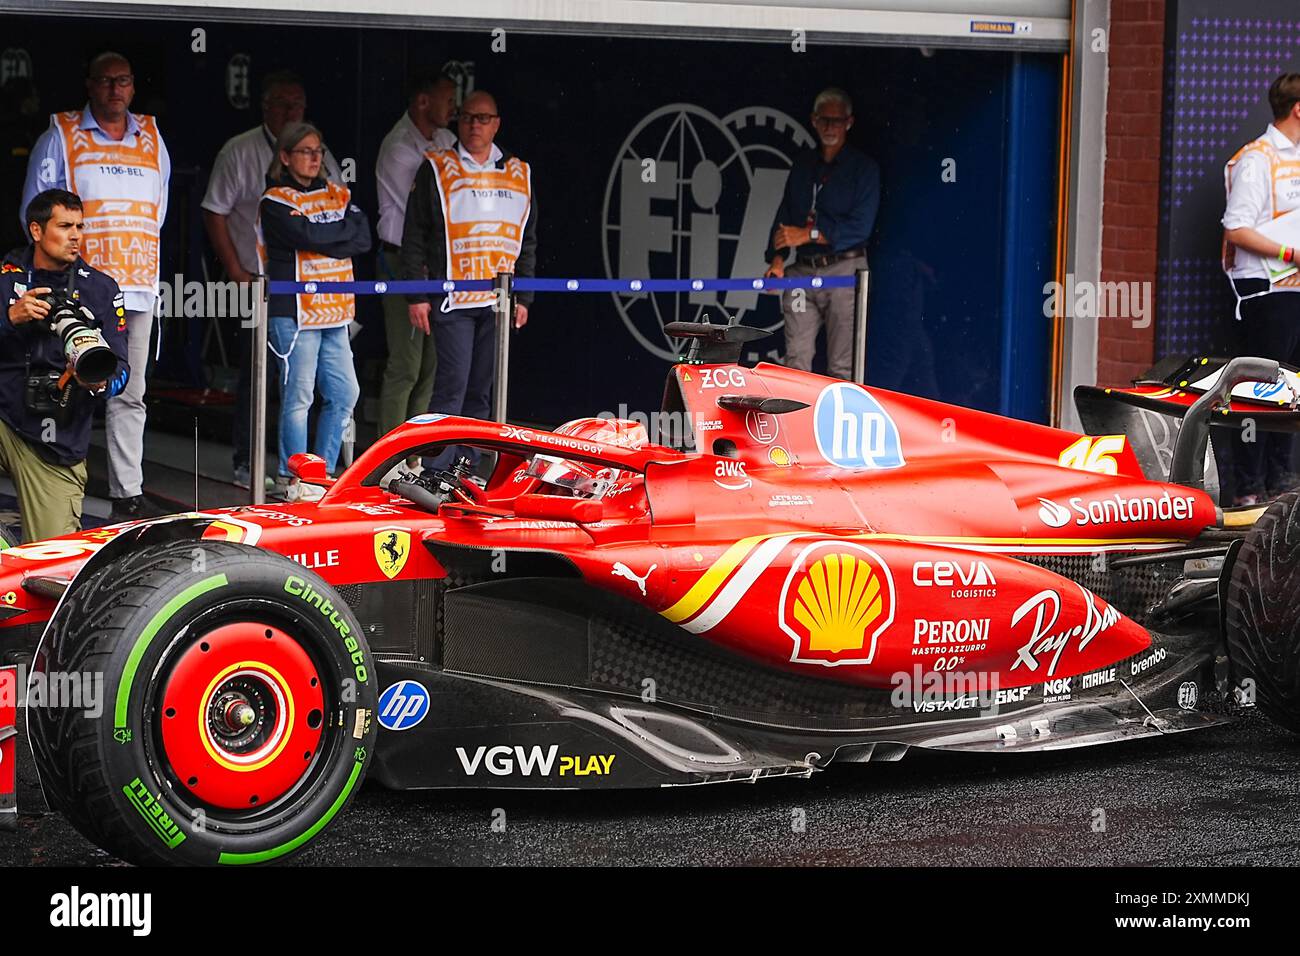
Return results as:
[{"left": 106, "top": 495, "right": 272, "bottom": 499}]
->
[{"left": 1036, "top": 492, "right": 1197, "bottom": 529}]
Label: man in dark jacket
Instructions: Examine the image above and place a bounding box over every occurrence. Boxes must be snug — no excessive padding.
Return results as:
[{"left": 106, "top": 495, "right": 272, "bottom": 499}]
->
[
  {"left": 1, "top": 189, "right": 129, "bottom": 541},
  {"left": 400, "top": 90, "right": 536, "bottom": 468}
]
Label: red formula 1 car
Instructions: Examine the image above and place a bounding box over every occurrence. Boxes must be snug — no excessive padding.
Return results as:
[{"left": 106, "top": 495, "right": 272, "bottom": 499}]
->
[{"left": 3, "top": 323, "right": 1300, "bottom": 866}]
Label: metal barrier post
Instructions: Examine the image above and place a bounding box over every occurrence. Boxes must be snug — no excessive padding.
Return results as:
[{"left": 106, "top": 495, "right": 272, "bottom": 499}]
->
[
  {"left": 250, "top": 275, "right": 268, "bottom": 504},
  {"left": 492, "top": 272, "right": 513, "bottom": 423},
  {"left": 852, "top": 267, "right": 871, "bottom": 384}
]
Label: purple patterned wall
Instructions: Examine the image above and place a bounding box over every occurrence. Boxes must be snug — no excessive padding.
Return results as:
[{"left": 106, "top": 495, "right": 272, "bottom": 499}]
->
[{"left": 1158, "top": 2, "right": 1300, "bottom": 356}]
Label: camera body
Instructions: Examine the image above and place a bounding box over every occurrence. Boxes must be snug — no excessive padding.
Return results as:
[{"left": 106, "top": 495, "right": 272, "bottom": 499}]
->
[{"left": 34, "top": 288, "right": 118, "bottom": 385}]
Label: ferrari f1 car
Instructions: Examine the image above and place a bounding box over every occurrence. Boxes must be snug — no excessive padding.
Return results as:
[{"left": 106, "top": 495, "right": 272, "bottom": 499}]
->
[{"left": 3, "top": 322, "right": 1300, "bottom": 866}]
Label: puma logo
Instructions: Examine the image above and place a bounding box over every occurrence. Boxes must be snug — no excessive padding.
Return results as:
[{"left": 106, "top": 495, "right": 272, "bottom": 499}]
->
[{"left": 611, "top": 562, "right": 656, "bottom": 596}]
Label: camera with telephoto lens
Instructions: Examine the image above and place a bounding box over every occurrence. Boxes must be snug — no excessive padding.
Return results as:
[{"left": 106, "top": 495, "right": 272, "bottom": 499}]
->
[{"left": 35, "top": 288, "right": 118, "bottom": 385}]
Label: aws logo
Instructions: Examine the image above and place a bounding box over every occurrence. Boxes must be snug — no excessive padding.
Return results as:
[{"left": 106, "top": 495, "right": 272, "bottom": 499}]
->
[
  {"left": 713, "top": 459, "right": 751, "bottom": 490},
  {"left": 813, "top": 383, "right": 905, "bottom": 470},
  {"left": 780, "top": 541, "right": 896, "bottom": 666}
]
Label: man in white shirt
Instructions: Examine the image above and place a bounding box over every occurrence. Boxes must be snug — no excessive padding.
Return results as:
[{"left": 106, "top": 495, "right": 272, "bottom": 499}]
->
[
  {"left": 375, "top": 69, "right": 457, "bottom": 442},
  {"left": 1221, "top": 72, "right": 1300, "bottom": 505},
  {"left": 201, "top": 70, "right": 341, "bottom": 488},
  {"left": 20, "top": 51, "right": 171, "bottom": 521}
]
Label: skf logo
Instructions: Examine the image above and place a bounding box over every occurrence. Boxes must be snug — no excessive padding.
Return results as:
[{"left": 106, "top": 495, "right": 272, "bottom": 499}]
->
[
  {"left": 780, "top": 541, "right": 895, "bottom": 666},
  {"left": 813, "top": 382, "right": 905, "bottom": 470},
  {"left": 373, "top": 526, "right": 411, "bottom": 579},
  {"left": 713, "top": 459, "right": 751, "bottom": 490}
]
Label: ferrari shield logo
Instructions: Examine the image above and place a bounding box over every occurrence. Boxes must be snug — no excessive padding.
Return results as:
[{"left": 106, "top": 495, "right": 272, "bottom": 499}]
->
[
  {"left": 374, "top": 527, "right": 411, "bottom": 579},
  {"left": 779, "top": 541, "right": 895, "bottom": 666}
]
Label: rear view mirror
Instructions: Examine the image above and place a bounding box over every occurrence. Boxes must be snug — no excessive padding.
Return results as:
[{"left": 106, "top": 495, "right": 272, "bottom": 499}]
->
[{"left": 288, "top": 452, "right": 336, "bottom": 487}]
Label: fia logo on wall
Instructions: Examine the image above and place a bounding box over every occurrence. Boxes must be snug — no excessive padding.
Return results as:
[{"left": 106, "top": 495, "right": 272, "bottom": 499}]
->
[{"left": 603, "top": 105, "right": 814, "bottom": 360}]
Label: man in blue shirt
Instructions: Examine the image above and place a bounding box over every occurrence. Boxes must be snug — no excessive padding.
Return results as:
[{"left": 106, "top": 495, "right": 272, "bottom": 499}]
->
[{"left": 765, "top": 87, "right": 880, "bottom": 380}]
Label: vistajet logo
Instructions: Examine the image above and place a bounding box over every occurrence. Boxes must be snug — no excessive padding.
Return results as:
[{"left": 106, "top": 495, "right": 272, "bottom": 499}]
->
[{"left": 50, "top": 886, "right": 151, "bottom": 936}]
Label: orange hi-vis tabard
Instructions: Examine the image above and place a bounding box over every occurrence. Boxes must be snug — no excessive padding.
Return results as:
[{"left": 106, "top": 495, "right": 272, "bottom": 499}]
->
[
  {"left": 257, "top": 181, "right": 357, "bottom": 328},
  {"left": 54, "top": 110, "right": 164, "bottom": 296},
  {"left": 427, "top": 148, "right": 532, "bottom": 311},
  {"left": 1222, "top": 134, "right": 1300, "bottom": 288}
]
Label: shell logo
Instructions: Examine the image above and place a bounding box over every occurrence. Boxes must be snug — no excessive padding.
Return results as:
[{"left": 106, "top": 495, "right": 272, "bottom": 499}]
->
[{"left": 780, "top": 541, "right": 896, "bottom": 666}]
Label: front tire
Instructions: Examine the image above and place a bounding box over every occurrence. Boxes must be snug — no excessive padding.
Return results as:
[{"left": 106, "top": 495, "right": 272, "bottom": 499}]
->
[
  {"left": 1226, "top": 491, "right": 1300, "bottom": 733},
  {"left": 30, "top": 540, "right": 377, "bottom": 865}
]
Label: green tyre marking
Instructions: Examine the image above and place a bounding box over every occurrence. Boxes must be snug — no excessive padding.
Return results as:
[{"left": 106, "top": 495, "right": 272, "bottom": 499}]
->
[
  {"left": 218, "top": 760, "right": 365, "bottom": 865},
  {"left": 113, "top": 573, "right": 229, "bottom": 729}
]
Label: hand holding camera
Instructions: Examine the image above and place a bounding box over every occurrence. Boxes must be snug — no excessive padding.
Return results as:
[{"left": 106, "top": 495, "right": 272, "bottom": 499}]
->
[{"left": 7, "top": 286, "right": 53, "bottom": 325}]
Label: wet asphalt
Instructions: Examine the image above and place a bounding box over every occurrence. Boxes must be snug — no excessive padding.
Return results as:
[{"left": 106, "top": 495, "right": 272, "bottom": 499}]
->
[{"left": 4, "top": 710, "right": 1300, "bottom": 867}]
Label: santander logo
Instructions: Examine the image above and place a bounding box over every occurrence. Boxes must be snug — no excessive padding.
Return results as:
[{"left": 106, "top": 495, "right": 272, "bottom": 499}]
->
[{"left": 1037, "top": 498, "right": 1072, "bottom": 528}]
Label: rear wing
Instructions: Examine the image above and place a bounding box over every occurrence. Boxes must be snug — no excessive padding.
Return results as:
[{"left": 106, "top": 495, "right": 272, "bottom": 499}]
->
[{"left": 1075, "top": 355, "right": 1297, "bottom": 498}]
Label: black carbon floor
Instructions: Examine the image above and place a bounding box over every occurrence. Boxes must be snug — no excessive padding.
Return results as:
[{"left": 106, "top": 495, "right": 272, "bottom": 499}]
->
[{"left": 4, "top": 710, "right": 1299, "bottom": 867}]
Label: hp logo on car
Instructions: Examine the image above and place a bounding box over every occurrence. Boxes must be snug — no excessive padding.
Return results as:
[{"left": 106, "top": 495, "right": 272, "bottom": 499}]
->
[
  {"left": 813, "top": 383, "right": 906, "bottom": 469},
  {"left": 378, "top": 680, "right": 431, "bottom": 731}
]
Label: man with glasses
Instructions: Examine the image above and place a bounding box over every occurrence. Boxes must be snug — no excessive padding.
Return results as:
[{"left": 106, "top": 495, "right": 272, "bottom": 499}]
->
[
  {"left": 20, "top": 51, "right": 171, "bottom": 520},
  {"left": 765, "top": 87, "right": 879, "bottom": 380},
  {"left": 202, "top": 70, "right": 342, "bottom": 490},
  {"left": 399, "top": 89, "right": 536, "bottom": 469}
]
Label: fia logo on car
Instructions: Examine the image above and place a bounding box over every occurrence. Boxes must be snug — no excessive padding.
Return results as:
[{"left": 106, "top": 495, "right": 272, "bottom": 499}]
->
[
  {"left": 1177, "top": 681, "right": 1199, "bottom": 711},
  {"left": 378, "top": 680, "right": 430, "bottom": 731},
  {"left": 813, "top": 383, "right": 905, "bottom": 469}
]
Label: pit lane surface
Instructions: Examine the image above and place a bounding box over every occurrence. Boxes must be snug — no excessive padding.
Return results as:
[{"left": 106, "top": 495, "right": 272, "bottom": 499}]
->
[{"left": 5, "top": 711, "right": 1299, "bottom": 867}]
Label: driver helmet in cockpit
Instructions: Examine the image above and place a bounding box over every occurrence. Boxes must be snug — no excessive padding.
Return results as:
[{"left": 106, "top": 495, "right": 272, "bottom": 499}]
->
[{"left": 524, "top": 417, "right": 648, "bottom": 499}]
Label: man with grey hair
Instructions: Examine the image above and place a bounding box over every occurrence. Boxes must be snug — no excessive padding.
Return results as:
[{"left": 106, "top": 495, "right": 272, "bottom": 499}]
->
[{"left": 765, "top": 86, "right": 879, "bottom": 380}]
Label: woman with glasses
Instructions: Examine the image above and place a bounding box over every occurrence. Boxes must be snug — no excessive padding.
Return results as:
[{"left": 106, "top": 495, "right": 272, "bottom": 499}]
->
[{"left": 256, "top": 121, "right": 372, "bottom": 501}]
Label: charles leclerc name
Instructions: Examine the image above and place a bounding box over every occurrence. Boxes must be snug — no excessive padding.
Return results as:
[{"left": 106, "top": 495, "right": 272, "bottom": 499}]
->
[{"left": 1062, "top": 491, "right": 1198, "bottom": 527}]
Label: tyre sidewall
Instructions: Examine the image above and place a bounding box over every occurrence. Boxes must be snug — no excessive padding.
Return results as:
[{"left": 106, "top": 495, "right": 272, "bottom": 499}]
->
[{"left": 89, "top": 547, "right": 374, "bottom": 865}]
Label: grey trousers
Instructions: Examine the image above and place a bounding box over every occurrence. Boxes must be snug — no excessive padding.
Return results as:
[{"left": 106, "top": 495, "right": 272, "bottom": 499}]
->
[
  {"left": 781, "top": 254, "right": 865, "bottom": 381},
  {"left": 106, "top": 308, "right": 153, "bottom": 499}
]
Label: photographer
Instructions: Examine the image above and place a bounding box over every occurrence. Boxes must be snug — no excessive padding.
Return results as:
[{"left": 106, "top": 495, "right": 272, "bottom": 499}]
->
[{"left": 0, "top": 189, "right": 129, "bottom": 542}]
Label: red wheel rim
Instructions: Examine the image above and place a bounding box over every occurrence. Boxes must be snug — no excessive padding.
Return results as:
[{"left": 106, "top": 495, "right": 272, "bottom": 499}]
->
[{"left": 159, "top": 621, "right": 326, "bottom": 810}]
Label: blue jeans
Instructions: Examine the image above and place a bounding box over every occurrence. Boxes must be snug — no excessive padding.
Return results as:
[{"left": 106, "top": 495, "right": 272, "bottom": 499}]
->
[
  {"left": 425, "top": 305, "right": 497, "bottom": 470},
  {"left": 268, "top": 317, "right": 360, "bottom": 476}
]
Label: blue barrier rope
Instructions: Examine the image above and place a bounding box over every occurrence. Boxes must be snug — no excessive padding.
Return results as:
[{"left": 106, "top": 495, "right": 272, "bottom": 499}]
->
[{"left": 266, "top": 275, "right": 855, "bottom": 295}]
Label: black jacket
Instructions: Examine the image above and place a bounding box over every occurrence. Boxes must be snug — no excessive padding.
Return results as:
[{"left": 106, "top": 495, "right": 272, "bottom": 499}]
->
[
  {"left": 0, "top": 246, "right": 129, "bottom": 465},
  {"left": 258, "top": 173, "right": 372, "bottom": 319},
  {"left": 399, "top": 142, "right": 537, "bottom": 307}
]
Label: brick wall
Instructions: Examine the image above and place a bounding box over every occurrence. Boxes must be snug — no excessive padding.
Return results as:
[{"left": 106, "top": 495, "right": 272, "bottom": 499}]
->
[{"left": 1096, "top": 0, "right": 1166, "bottom": 386}]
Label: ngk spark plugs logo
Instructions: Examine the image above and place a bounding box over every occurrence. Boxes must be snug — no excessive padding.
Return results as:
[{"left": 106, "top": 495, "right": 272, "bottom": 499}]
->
[
  {"left": 780, "top": 541, "right": 896, "bottom": 667},
  {"left": 603, "top": 105, "right": 814, "bottom": 360}
]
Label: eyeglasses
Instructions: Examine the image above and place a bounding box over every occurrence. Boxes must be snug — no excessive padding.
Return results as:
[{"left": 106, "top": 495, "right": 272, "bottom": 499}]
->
[
  {"left": 90, "top": 75, "right": 134, "bottom": 89},
  {"left": 460, "top": 112, "right": 499, "bottom": 126},
  {"left": 812, "top": 114, "right": 850, "bottom": 127},
  {"left": 289, "top": 147, "right": 325, "bottom": 159}
]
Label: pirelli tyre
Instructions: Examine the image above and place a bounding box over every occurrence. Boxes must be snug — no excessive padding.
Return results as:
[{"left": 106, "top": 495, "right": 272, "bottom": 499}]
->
[
  {"left": 1226, "top": 491, "right": 1300, "bottom": 734},
  {"left": 29, "top": 540, "right": 376, "bottom": 866}
]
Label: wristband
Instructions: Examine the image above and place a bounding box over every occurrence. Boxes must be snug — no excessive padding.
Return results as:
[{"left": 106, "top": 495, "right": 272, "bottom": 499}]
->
[{"left": 1283, "top": 245, "right": 1296, "bottom": 264}]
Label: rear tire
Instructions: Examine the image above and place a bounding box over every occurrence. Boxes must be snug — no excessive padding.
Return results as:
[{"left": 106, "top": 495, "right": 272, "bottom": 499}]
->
[
  {"left": 1226, "top": 491, "right": 1300, "bottom": 733},
  {"left": 29, "top": 540, "right": 377, "bottom": 865}
]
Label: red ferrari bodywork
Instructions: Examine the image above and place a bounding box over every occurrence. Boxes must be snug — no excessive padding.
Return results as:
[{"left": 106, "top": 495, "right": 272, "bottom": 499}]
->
[{"left": 0, "top": 360, "right": 1222, "bottom": 694}]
